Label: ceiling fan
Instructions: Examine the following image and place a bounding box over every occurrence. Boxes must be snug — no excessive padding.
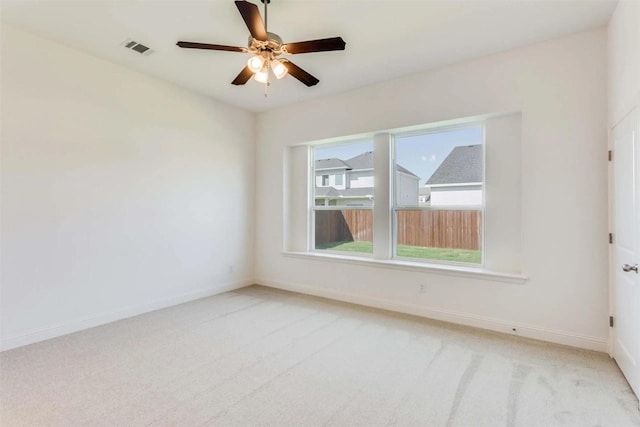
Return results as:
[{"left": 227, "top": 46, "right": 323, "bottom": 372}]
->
[{"left": 176, "top": 0, "right": 346, "bottom": 88}]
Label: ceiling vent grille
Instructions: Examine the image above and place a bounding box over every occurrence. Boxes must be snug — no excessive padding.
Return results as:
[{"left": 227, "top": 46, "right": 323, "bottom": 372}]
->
[{"left": 121, "top": 38, "right": 153, "bottom": 56}]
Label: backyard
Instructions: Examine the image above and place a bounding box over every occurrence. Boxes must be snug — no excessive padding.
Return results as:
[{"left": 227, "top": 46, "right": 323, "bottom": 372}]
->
[{"left": 315, "top": 241, "right": 481, "bottom": 264}]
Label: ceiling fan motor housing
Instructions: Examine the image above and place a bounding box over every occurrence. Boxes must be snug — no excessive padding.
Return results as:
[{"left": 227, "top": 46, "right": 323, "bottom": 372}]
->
[{"left": 248, "top": 32, "right": 284, "bottom": 57}]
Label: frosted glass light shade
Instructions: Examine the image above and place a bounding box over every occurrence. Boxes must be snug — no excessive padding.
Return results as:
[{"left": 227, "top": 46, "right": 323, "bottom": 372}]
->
[
  {"left": 247, "top": 55, "right": 265, "bottom": 73},
  {"left": 271, "top": 59, "right": 288, "bottom": 79},
  {"left": 254, "top": 65, "right": 269, "bottom": 83}
]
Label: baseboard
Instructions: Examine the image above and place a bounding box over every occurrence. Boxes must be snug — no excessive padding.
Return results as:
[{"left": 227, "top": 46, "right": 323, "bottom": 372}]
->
[
  {"left": 0, "top": 279, "right": 253, "bottom": 352},
  {"left": 257, "top": 278, "right": 608, "bottom": 353}
]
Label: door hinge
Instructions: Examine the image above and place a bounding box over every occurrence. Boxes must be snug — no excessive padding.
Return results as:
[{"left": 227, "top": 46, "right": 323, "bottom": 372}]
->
[
  {"left": 609, "top": 233, "right": 614, "bottom": 244},
  {"left": 608, "top": 150, "right": 613, "bottom": 161},
  {"left": 610, "top": 316, "right": 614, "bottom": 327}
]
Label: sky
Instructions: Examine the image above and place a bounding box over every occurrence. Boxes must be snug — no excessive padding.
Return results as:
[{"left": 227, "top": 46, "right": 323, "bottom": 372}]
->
[{"left": 314, "top": 126, "right": 483, "bottom": 185}]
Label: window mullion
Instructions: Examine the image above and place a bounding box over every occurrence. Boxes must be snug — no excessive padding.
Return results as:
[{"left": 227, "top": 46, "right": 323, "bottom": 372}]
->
[{"left": 373, "top": 133, "right": 392, "bottom": 260}]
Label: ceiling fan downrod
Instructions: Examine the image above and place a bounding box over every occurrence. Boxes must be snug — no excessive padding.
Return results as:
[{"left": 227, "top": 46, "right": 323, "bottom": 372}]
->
[
  {"left": 261, "top": 0, "right": 270, "bottom": 32},
  {"left": 259, "top": 0, "right": 272, "bottom": 95}
]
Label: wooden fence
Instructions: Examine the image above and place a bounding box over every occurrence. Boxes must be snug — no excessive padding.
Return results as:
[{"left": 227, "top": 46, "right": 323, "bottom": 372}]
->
[
  {"left": 315, "top": 210, "right": 373, "bottom": 245},
  {"left": 396, "top": 210, "right": 481, "bottom": 250},
  {"left": 315, "top": 209, "right": 481, "bottom": 250}
]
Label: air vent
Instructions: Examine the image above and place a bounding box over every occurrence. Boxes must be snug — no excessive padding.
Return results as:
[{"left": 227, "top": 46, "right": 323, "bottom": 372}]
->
[{"left": 121, "top": 38, "right": 153, "bottom": 56}]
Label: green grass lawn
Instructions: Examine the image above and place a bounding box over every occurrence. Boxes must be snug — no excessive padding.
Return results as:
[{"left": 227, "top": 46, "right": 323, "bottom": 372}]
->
[{"left": 316, "top": 241, "right": 481, "bottom": 264}]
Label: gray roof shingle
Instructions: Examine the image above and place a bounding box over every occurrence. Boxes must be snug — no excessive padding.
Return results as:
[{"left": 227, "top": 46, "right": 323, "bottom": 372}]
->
[
  {"left": 340, "top": 187, "right": 374, "bottom": 197},
  {"left": 426, "top": 145, "right": 483, "bottom": 186},
  {"left": 344, "top": 151, "right": 373, "bottom": 170},
  {"left": 315, "top": 151, "right": 418, "bottom": 177},
  {"left": 315, "top": 158, "right": 351, "bottom": 171},
  {"left": 315, "top": 187, "right": 340, "bottom": 197},
  {"left": 315, "top": 187, "right": 374, "bottom": 198}
]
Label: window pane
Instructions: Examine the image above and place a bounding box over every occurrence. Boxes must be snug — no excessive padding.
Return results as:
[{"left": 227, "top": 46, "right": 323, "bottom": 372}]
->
[
  {"left": 314, "top": 210, "right": 373, "bottom": 253},
  {"left": 396, "top": 209, "right": 481, "bottom": 263},
  {"left": 314, "top": 140, "right": 374, "bottom": 254},
  {"left": 314, "top": 140, "right": 374, "bottom": 208},
  {"left": 395, "top": 127, "right": 483, "bottom": 264}
]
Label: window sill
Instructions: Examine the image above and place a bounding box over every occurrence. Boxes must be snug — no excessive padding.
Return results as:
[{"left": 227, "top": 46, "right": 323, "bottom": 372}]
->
[{"left": 281, "top": 251, "right": 528, "bottom": 284}]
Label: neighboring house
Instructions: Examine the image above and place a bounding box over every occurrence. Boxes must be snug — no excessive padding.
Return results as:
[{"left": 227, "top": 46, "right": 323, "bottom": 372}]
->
[
  {"left": 315, "top": 151, "right": 419, "bottom": 207},
  {"left": 425, "top": 144, "right": 483, "bottom": 206},
  {"left": 418, "top": 187, "right": 431, "bottom": 206}
]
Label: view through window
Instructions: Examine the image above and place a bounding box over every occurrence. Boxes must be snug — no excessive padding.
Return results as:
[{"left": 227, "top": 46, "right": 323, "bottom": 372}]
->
[
  {"left": 311, "top": 126, "right": 484, "bottom": 265},
  {"left": 313, "top": 140, "right": 374, "bottom": 254},
  {"left": 394, "top": 127, "right": 484, "bottom": 264}
]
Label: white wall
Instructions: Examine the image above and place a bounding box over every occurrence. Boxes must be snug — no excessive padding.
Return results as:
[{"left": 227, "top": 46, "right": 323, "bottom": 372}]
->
[
  {"left": 430, "top": 187, "right": 482, "bottom": 206},
  {"left": 315, "top": 171, "right": 346, "bottom": 190},
  {"left": 0, "top": 26, "right": 255, "bottom": 350},
  {"left": 608, "top": 0, "right": 640, "bottom": 126},
  {"left": 348, "top": 171, "right": 373, "bottom": 188},
  {"left": 255, "top": 29, "right": 609, "bottom": 351},
  {"left": 396, "top": 174, "right": 419, "bottom": 206}
]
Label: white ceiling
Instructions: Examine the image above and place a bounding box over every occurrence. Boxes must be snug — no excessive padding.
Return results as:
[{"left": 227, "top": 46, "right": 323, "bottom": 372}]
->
[{"left": 0, "top": 0, "right": 617, "bottom": 112}]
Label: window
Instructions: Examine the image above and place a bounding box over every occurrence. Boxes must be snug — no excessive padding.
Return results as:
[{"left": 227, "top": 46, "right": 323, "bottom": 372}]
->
[
  {"left": 286, "top": 113, "right": 522, "bottom": 275},
  {"left": 394, "top": 127, "right": 484, "bottom": 265},
  {"left": 312, "top": 140, "right": 374, "bottom": 255},
  {"left": 311, "top": 127, "right": 484, "bottom": 266}
]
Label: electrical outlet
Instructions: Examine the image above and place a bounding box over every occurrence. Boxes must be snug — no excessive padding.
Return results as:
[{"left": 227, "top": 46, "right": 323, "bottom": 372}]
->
[
  {"left": 228, "top": 265, "right": 234, "bottom": 274},
  {"left": 418, "top": 284, "right": 426, "bottom": 293}
]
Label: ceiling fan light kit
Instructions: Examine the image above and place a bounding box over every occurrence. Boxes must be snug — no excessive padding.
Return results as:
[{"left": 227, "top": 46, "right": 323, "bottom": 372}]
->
[
  {"left": 176, "top": 0, "right": 345, "bottom": 94},
  {"left": 270, "top": 59, "right": 288, "bottom": 79}
]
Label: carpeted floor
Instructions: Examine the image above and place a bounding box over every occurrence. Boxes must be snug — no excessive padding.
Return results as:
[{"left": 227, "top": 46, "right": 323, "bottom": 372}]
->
[{"left": 1, "top": 285, "right": 639, "bottom": 426}]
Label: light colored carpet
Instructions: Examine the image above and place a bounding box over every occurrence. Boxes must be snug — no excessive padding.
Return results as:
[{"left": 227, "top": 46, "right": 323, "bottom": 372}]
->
[{"left": 1, "top": 285, "right": 638, "bottom": 426}]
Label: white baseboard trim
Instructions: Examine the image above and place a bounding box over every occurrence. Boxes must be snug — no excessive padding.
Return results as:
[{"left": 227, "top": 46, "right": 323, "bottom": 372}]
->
[
  {"left": 257, "top": 278, "right": 608, "bottom": 353},
  {"left": 0, "top": 279, "right": 253, "bottom": 352}
]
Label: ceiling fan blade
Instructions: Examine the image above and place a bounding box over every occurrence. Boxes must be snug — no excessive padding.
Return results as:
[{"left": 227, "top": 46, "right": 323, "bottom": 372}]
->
[
  {"left": 282, "top": 60, "right": 319, "bottom": 87},
  {"left": 283, "top": 37, "right": 346, "bottom": 55},
  {"left": 177, "top": 41, "right": 245, "bottom": 52},
  {"left": 231, "top": 66, "right": 254, "bottom": 85},
  {"left": 235, "top": 1, "right": 268, "bottom": 42}
]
